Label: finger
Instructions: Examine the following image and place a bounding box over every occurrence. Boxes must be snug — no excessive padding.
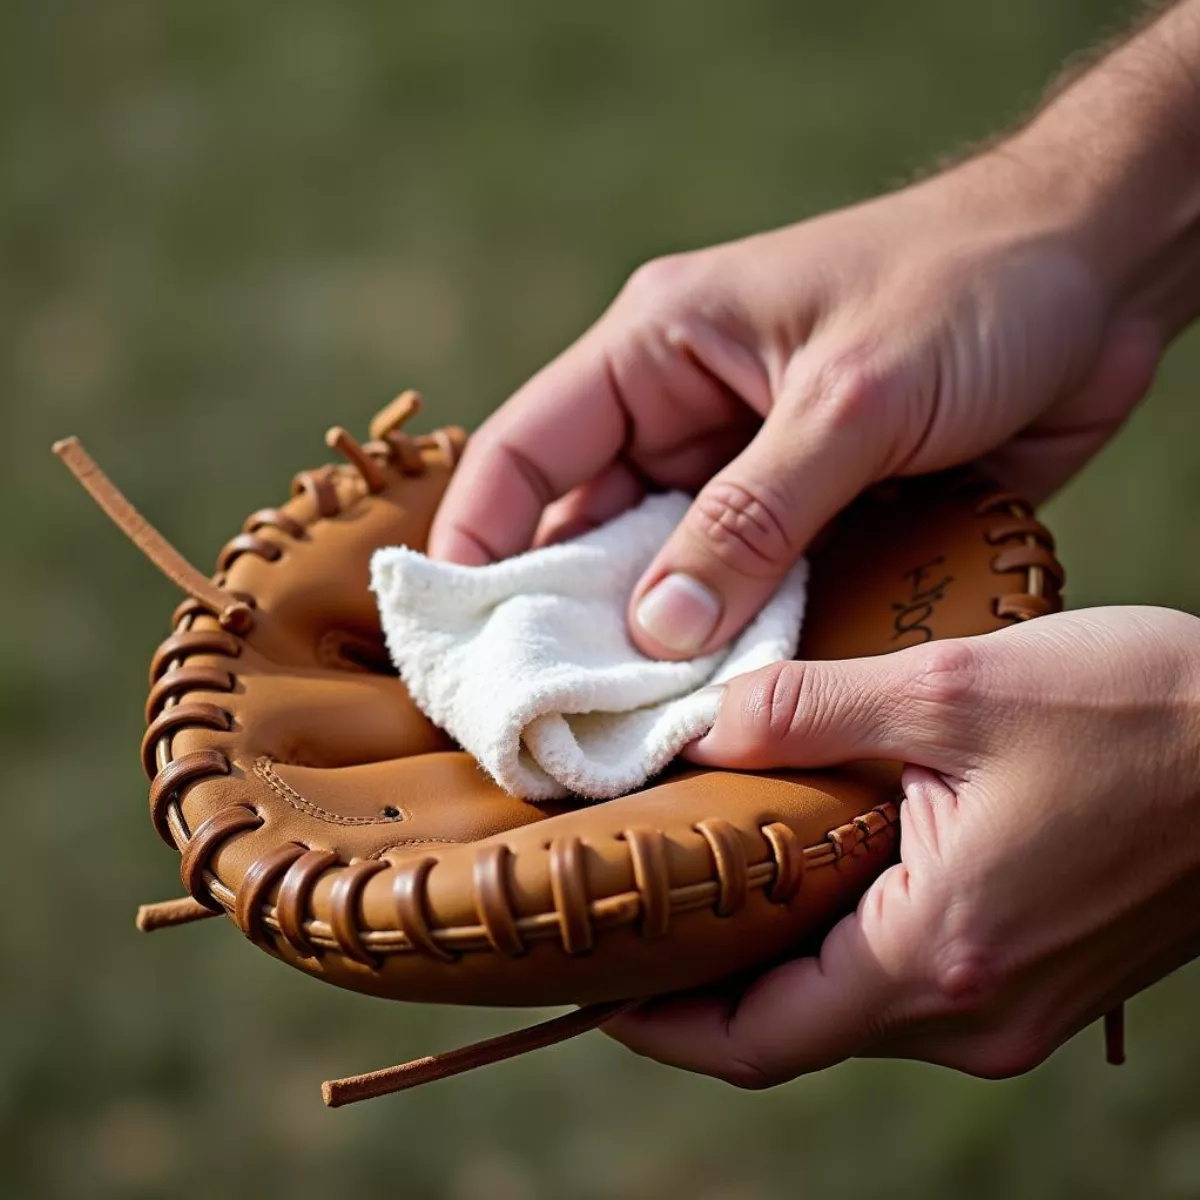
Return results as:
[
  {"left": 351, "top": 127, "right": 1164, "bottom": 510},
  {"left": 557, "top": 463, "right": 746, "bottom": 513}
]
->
[
  {"left": 428, "top": 326, "right": 630, "bottom": 564},
  {"left": 627, "top": 354, "right": 896, "bottom": 658},
  {"left": 605, "top": 865, "right": 913, "bottom": 1085},
  {"left": 682, "top": 639, "right": 985, "bottom": 773},
  {"left": 532, "top": 460, "right": 646, "bottom": 549}
]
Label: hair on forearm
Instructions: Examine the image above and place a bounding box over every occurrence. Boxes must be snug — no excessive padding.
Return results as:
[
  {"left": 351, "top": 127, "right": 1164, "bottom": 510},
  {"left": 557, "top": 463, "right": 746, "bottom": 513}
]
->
[
  {"left": 1040, "top": 0, "right": 1183, "bottom": 103},
  {"left": 903, "top": 0, "right": 1193, "bottom": 186}
]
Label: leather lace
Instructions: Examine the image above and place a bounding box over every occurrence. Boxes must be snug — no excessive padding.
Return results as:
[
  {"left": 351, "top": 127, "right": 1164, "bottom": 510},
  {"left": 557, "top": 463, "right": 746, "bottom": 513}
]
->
[{"left": 54, "top": 417, "right": 1116, "bottom": 1103}]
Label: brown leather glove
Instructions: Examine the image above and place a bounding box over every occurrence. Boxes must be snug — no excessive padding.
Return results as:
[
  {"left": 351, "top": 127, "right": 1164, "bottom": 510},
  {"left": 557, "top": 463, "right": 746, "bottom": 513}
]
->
[{"left": 53, "top": 392, "right": 1063, "bottom": 1105}]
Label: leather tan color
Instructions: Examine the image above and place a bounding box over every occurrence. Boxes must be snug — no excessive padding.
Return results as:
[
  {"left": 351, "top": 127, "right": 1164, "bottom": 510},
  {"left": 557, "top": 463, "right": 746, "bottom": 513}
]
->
[{"left": 56, "top": 394, "right": 1064, "bottom": 1096}]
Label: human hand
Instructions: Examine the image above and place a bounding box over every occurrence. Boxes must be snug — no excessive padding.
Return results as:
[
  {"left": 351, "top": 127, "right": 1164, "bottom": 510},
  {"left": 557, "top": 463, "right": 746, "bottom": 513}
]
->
[
  {"left": 429, "top": 153, "right": 1163, "bottom": 659},
  {"left": 602, "top": 606, "right": 1200, "bottom": 1084}
]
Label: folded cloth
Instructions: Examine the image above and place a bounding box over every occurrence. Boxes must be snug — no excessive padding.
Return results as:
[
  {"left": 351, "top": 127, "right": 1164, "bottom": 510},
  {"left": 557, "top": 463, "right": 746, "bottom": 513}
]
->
[{"left": 370, "top": 493, "right": 807, "bottom": 801}]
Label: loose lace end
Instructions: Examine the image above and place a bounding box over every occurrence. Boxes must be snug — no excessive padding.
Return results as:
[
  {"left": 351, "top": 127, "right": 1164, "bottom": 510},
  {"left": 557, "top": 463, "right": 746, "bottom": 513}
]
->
[
  {"left": 52, "top": 436, "right": 253, "bottom": 632},
  {"left": 322, "top": 999, "right": 638, "bottom": 1106}
]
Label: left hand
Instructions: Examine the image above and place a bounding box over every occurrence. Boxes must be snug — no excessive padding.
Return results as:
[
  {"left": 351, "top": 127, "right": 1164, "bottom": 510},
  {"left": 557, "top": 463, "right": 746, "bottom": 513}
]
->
[{"left": 605, "top": 606, "right": 1200, "bottom": 1085}]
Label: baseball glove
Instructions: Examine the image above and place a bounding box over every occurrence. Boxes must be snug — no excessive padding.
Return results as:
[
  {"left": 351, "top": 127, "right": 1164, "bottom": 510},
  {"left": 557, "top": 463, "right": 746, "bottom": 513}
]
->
[{"left": 54, "top": 391, "right": 1068, "bottom": 1105}]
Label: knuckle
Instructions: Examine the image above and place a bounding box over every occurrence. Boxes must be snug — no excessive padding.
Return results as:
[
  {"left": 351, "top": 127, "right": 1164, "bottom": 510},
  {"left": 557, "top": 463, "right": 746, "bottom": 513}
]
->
[
  {"left": 496, "top": 440, "right": 558, "bottom": 509},
  {"left": 929, "top": 940, "right": 1003, "bottom": 1017},
  {"left": 743, "top": 661, "right": 806, "bottom": 748},
  {"left": 739, "top": 661, "right": 852, "bottom": 763},
  {"left": 905, "top": 639, "right": 979, "bottom": 708},
  {"left": 798, "top": 346, "right": 888, "bottom": 431},
  {"left": 687, "top": 478, "right": 797, "bottom": 576},
  {"left": 619, "top": 254, "right": 698, "bottom": 312},
  {"left": 924, "top": 909, "right": 1006, "bottom": 1017}
]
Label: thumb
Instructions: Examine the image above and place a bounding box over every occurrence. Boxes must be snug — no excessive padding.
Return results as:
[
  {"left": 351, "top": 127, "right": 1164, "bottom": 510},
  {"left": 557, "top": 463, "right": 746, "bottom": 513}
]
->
[
  {"left": 627, "top": 360, "right": 892, "bottom": 660},
  {"left": 683, "top": 640, "right": 982, "bottom": 773}
]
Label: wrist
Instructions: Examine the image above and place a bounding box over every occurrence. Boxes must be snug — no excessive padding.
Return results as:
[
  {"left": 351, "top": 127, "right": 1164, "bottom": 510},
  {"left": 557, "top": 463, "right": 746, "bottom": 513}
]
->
[
  {"left": 1001, "top": 125, "right": 1200, "bottom": 315},
  {"left": 995, "top": 6, "right": 1200, "bottom": 337}
]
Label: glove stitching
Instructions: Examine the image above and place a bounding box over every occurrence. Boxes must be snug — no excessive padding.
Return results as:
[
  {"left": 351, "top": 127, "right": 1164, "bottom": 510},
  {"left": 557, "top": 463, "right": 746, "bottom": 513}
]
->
[{"left": 252, "top": 756, "right": 410, "bottom": 826}]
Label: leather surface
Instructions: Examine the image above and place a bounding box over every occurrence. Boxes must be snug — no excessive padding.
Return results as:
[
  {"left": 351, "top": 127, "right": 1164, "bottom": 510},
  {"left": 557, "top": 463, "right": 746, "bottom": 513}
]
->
[{"left": 140, "top": 408, "right": 1064, "bottom": 1008}]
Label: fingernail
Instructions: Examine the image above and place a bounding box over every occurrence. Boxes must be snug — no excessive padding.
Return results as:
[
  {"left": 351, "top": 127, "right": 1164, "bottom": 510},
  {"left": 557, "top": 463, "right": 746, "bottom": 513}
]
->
[{"left": 635, "top": 572, "right": 722, "bottom": 654}]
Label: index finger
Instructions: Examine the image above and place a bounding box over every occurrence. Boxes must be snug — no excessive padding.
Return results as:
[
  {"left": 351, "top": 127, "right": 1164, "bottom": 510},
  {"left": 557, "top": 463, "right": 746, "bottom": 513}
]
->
[{"left": 428, "top": 327, "right": 628, "bottom": 564}]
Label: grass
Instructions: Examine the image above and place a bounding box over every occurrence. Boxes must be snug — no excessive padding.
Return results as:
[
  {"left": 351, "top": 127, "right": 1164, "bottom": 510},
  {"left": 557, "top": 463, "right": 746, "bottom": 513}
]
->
[{"left": 3, "top": 2, "right": 1199, "bottom": 1196}]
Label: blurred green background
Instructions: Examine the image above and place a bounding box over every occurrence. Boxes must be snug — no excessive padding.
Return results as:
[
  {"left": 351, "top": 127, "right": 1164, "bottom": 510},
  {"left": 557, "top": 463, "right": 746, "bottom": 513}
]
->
[{"left": 5, "top": 1, "right": 1200, "bottom": 1197}]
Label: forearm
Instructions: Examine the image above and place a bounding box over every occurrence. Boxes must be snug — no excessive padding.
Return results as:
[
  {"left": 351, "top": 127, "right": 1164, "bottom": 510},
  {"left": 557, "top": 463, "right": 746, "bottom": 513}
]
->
[{"left": 1005, "top": 0, "right": 1200, "bottom": 334}]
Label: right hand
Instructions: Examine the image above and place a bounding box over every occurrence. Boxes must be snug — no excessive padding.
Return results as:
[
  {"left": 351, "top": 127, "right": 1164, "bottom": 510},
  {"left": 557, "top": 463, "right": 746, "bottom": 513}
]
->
[
  {"left": 606, "top": 606, "right": 1200, "bottom": 1085},
  {"left": 429, "top": 150, "right": 1163, "bottom": 659}
]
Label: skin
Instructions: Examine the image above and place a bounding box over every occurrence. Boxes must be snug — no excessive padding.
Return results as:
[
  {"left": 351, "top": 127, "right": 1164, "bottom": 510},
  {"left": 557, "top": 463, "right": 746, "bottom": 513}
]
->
[
  {"left": 619, "top": 607, "right": 1200, "bottom": 1083},
  {"left": 430, "top": 1, "right": 1200, "bottom": 1083}
]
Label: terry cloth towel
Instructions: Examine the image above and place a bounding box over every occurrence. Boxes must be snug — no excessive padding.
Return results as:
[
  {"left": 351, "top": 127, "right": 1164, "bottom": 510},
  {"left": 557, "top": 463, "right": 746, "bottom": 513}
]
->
[{"left": 370, "top": 492, "right": 807, "bottom": 801}]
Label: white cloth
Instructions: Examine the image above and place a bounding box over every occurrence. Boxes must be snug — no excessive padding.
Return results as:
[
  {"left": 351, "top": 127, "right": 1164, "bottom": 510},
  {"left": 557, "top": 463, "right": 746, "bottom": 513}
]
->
[{"left": 370, "top": 493, "right": 807, "bottom": 801}]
